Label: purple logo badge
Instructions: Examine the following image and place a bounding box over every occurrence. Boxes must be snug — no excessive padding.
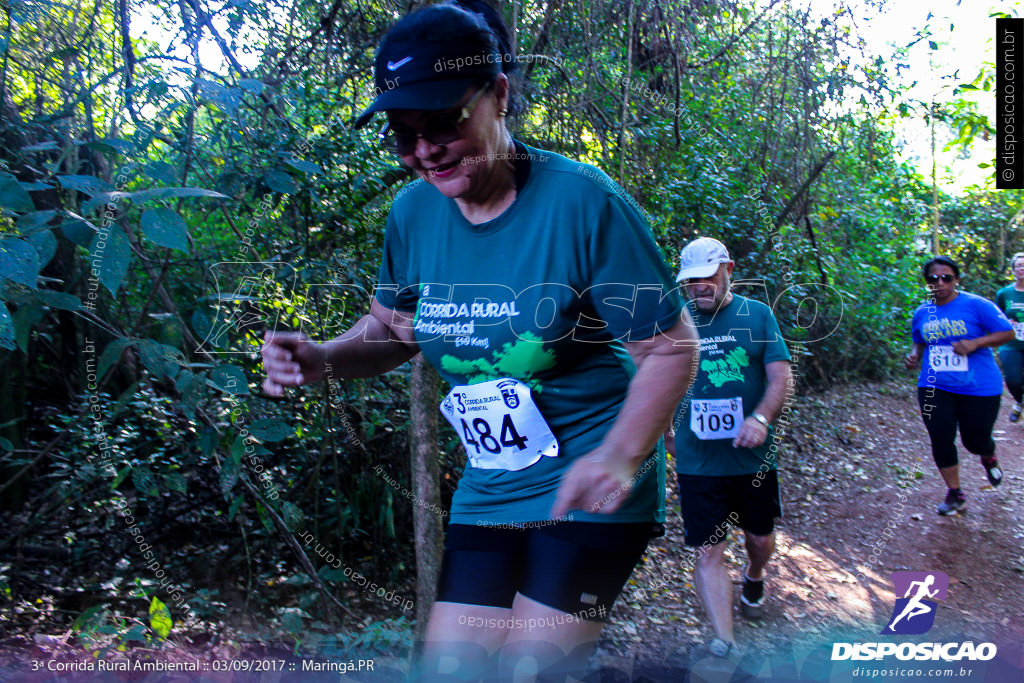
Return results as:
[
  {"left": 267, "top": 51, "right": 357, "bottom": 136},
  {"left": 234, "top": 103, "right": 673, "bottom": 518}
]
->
[
  {"left": 881, "top": 570, "right": 949, "bottom": 635},
  {"left": 497, "top": 379, "right": 520, "bottom": 409}
]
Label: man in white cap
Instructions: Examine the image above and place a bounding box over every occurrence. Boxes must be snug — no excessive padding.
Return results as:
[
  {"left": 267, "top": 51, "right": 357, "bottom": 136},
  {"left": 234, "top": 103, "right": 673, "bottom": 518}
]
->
[{"left": 664, "top": 237, "right": 793, "bottom": 658}]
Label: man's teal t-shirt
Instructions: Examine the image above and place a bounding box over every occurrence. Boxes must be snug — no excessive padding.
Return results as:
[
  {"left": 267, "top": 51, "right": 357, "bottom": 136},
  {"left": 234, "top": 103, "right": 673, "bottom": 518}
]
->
[
  {"left": 995, "top": 285, "right": 1024, "bottom": 352},
  {"left": 375, "top": 143, "right": 683, "bottom": 525},
  {"left": 674, "top": 294, "right": 791, "bottom": 477}
]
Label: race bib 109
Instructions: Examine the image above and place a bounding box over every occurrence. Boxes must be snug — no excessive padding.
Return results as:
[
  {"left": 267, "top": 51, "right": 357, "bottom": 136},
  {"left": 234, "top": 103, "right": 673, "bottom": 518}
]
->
[
  {"left": 928, "top": 345, "right": 968, "bottom": 373},
  {"left": 440, "top": 378, "right": 559, "bottom": 471},
  {"left": 690, "top": 397, "right": 743, "bottom": 440}
]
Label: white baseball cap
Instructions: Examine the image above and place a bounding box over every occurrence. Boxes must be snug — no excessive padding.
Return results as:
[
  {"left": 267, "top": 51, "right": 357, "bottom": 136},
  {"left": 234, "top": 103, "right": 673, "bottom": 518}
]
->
[{"left": 675, "top": 237, "right": 732, "bottom": 282}]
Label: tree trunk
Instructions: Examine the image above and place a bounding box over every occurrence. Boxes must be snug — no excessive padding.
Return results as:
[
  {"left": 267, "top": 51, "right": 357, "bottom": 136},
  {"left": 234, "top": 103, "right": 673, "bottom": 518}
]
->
[
  {"left": 617, "top": 0, "right": 635, "bottom": 184},
  {"left": 409, "top": 354, "right": 442, "bottom": 642},
  {"left": 930, "top": 100, "right": 940, "bottom": 253}
]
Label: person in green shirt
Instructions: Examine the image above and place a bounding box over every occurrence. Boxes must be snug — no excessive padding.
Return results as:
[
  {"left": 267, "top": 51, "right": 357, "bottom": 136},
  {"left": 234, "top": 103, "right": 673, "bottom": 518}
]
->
[
  {"left": 665, "top": 237, "right": 792, "bottom": 659},
  {"left": 260, "top": 1, "right": 698, "bottom": 679},
  {"left": 995, "top": 251, "right": 1024, "bottom": 422}
]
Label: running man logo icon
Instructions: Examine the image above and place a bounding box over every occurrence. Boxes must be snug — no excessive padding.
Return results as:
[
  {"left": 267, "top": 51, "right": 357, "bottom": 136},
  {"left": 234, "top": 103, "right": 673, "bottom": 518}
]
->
[{"left": 881, "top": 570, "right": 949, "bottom": 635}]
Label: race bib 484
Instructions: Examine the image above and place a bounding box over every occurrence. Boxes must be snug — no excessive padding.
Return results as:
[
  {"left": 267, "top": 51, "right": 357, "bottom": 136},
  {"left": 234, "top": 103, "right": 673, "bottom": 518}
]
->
[{"left": 440, "top": 378, "right": 559, "bottom": 471}]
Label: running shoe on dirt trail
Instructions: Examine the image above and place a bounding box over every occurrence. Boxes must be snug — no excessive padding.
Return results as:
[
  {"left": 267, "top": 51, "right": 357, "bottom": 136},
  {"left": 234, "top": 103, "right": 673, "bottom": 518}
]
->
[
  {"left": 981, "top": 456, "right": 1003, "bottom": 487},
  {"left": 740, "top": 573, "right": 764, "bottom": 619},
  {"left": 937, "top": 489, "right": 966, "bottom": 516}
]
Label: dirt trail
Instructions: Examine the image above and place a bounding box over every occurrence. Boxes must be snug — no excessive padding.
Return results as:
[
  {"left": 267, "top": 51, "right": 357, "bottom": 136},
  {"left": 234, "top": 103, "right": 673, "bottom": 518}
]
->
[{"left": 597, "top": 381, "right": 1024, "bottom": 680}]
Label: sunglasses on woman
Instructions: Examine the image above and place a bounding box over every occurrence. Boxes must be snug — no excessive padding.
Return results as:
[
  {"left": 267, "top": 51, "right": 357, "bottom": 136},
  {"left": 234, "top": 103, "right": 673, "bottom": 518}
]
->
[
  {"left": 377, "top": 82, "right": 492, "bottom": 155},
  {"left": 925, "top": 274, "right": 956, "bottom": 284}
]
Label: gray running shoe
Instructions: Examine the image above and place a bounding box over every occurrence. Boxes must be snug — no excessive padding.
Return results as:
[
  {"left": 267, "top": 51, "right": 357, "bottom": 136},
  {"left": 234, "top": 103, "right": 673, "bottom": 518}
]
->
[
  {"left": 708, "top": 638, "right": 735, "bottom": 658},
  {"left": 937, "top": 490, "right": 966, "bottom": 516},
  {"left": 1010, "top": 403, "right": 1022, "bottom": 423}
]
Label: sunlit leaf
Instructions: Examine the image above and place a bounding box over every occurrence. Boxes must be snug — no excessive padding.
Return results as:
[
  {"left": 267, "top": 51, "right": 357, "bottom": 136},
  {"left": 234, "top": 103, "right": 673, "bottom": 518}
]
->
[{"left": 148, "top": 597, "right": 172, "bottom": 639}]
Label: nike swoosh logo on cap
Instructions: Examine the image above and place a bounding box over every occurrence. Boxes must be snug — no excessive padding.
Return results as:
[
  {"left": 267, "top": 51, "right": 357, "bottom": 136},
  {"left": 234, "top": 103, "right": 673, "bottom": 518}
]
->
[{"left": 387, "top": 57, "right": 413, "bottom": 70}]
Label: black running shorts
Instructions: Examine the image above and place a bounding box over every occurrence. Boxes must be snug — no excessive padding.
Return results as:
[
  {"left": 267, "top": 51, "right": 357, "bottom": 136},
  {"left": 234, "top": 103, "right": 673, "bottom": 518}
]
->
[
  {"left": 676, "top": 470, "right": 782, "bottom": 546},
  {"left": 435, "top": 521, "right": 652, "bottom": 621}
]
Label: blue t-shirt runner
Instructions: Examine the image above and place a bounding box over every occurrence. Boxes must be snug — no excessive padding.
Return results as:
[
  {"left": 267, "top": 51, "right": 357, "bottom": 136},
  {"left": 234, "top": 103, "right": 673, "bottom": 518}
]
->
[{"left": 911, "top": 291, "right": 1012, "bottom": 396}]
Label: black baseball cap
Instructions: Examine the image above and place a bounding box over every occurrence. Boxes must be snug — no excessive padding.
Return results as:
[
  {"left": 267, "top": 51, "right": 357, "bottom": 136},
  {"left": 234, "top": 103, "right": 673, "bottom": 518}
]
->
[{"left": 353, "top": 7, "right": 503, "bottom": 129}]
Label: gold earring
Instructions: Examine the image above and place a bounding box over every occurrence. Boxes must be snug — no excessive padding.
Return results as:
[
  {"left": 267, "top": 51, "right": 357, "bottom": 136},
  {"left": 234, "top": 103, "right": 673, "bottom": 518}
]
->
[{"left": 500, "top": 108, "right": 507, "bottom": 117}]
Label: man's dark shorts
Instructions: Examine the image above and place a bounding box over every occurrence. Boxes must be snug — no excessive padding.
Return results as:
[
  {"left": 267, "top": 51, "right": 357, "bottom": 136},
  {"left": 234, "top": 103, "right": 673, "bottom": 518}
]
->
[{"left": 676, "top": 470, "right": 782, "bottom": 546}]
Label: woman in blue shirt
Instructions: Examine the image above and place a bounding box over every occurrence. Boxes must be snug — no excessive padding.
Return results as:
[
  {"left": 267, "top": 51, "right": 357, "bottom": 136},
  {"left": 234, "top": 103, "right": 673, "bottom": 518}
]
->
[{"left": 904, "top": 256, "right": 1014, "bottom": 515}]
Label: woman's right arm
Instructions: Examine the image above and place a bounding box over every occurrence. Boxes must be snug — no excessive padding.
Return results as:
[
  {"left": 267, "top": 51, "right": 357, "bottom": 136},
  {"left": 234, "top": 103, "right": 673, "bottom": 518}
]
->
[
  {"left": 904, "top": 342, "right": 925, "bottom": 369},
  {"left": 261, "top": 298, "right": 419, "bottom": 395}
]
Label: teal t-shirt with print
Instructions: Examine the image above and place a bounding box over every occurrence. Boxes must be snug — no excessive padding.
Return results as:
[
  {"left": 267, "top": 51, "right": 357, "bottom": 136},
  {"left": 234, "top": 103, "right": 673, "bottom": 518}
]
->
[
  {"left": 674, "top": 294, "right": 791, "bottom": 476},
  {"left": 376, "top": 142, "right": 683, "bottom": 525},
  {"left": 995, "top": 285, "right": 1024, "bottom": 351}
]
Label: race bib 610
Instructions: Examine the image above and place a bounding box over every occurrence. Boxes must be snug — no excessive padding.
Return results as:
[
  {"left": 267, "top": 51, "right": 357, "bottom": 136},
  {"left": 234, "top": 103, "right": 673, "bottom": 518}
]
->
[
  {"left": 928, "top": 345, "right": 968, "bottom": 373},
  {"left": 440, "top": 378, "right": 559, "bottom": 471}
]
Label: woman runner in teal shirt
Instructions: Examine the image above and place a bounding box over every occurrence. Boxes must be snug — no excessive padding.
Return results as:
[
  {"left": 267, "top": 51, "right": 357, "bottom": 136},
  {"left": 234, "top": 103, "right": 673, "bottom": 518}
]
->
[{"left": 261, "top": 1, "right": 697, "bottom": 679}]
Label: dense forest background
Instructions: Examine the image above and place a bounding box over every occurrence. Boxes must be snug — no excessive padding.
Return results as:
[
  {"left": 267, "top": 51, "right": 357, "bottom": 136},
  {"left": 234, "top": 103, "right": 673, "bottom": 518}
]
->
[{"left": 1, "top": 0, "right": 1021, "bottom": 657}]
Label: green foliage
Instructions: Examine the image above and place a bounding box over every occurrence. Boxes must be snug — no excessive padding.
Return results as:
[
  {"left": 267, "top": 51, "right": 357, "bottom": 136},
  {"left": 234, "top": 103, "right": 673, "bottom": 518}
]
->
[
  {"left": 140, "top": 209, "right": 190, "bottom": 251},
  {"left": 936, "top": 190, "right": 1024, "bottom": 296},
  {"left": 323, "top": 617, "right": 414, "bottom": 657}
]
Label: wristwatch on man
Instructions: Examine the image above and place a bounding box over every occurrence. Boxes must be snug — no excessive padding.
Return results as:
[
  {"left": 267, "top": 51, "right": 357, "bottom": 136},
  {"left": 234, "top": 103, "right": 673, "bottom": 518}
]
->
[{"left": 752, "top": 412, "right": 770, "bottom": 428}]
